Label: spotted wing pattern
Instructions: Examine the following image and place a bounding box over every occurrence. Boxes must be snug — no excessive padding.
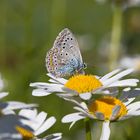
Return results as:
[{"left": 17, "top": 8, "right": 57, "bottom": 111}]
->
[{"left": 46, "top": 28, "right": 84, "bottom": 77}]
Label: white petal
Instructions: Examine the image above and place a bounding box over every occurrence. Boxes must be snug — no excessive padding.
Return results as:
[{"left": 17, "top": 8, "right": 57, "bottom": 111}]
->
[
  {"left": 102, "top": 69, "right": 134, "bottom": 87},
  {"left": 30, "top": 82, "right": 52, "bottom": 88},
  {"left": 80, "top": 102, "right": 88, "bottom": 110},
  {"left": 62, "top": 112, "right": 85, "bottom": 123},
  {"left": 127, "top": 110, "right": 140, "bottom": 116},
  {"left": 100, "top": 69, "right": 121, "bottom": 81},
  {"left": 57, "top": 93, "right": 76, "bottom": 98},
  {"left": 48, "top": 79, "right": 59, "bottom": 84},
  {"left": 0, "top": 92, "right": 9, "bottom": 99},
  {"left": 46, "top": 85, "right": 65, "bottom": 92},
  {"left": 35, "top": 116, "right": 56, "bottom": 136},
  {"left": 30, "top": 82, "right": 64, "bottom": 92},
  {"left": 119, "top": 115, "right": 130, "bottom": 121},
  {"left": 79, "top": 93, "right": 92, "bottom": 100},
  {"left": 100, "top": 121, "right": 110, "bottom": 140},
  {"left": 123, "top": 87, "right": 131, "bottom": 91},
  {"left": 51, "top": 135, "right": 62, "bottom": 140},
  {"left": 19, "top": 110, "right": 42, "bottom": 129},
  {"left": 2, "top": 110, "right": 15, "bottom": 115},
  {"left": 47, "top": 73, "right": 67, "bottom": 84},
  {"left": 3, "top": 101, "right": 37, "bottom": 110},
  {"left": 32, "top": 111, "right": 48, "bottom": 131},
  {"left": 127, "top": 101, "right": 140, "bottom": 112},
  {"left": 69, "top": 121, "right": 76, "bottom": 129},
  {"left": 19, "top": 109, "right": 37, "bottom": 119},
  {"left": 32, "top": 89, "right": 52, "bottom": 96},
  {"left": 108, "top": 79, "right": 139, "bottom": 87},
  {"left": 73, "top": 106, "right": 88, "bottom": 115},
  {"left": 123, "top": 98, "right": 135, "bottom": 106},
  {"left": 44, "top": 133, "right": 62, "bottom": 140}
]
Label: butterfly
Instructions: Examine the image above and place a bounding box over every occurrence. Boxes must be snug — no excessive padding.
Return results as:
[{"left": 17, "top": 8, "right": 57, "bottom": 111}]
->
[{"left": 46, "top": 28, "right": 86, "bottom": 78}]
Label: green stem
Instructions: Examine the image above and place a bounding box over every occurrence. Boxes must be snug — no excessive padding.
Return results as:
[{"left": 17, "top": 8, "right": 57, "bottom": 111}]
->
[
  {"left": 84, "top": 117, "right": 92, "bottom": 140},
  {"left": 109, "top": 6, "right": 123, "bottom": 71}
]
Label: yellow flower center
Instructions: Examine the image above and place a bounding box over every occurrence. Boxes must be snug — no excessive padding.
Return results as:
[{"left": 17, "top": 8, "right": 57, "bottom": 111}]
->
[
  {"left": 88, "top": 96, "right": 127, "bottom": 120},
  {"left": 16, "top": 126, "right": 34, "bottom": 140},
  {"left": 64, "top": 75, "right": 102, "bottom": 94}
]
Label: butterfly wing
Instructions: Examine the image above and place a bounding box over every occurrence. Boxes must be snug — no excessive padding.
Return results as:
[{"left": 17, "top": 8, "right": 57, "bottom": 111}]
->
[
  {"left": 46, "top": 28, "right": 84, "bottom": 77},
  {"left": 53, "top": 28, "right": 83, "bottom": 63}
]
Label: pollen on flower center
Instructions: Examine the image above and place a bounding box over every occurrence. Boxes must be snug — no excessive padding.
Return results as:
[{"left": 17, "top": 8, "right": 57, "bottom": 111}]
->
[
  {"left": 88, "top": 96, "right": 127, "bottom": 120},
  {"left": 16, "top": 126, "right": 34, "bottom": 140},
  {"left": 64, "top": 75, "right": 102, "bottom": 94}
]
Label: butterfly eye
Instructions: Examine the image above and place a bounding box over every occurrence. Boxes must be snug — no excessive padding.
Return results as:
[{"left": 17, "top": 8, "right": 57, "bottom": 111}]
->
[{"left": 83, "top": 63, "right": 87, "bottom": 69}]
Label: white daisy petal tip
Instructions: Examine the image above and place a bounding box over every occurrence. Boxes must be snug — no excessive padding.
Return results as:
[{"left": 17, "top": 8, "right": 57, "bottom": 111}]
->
[
  {"left": 0, "top": 92, "right": 9, "bottom": 99},
  {"left": 29, "top": 82, "right": 38, "bottom": 87},
  {"left": 69, "top": 121, "right": 76, "bottom": 129},
  {"left": 62, "top": 112, "right": 85, "bottom": 123},
  {"left": 79, "top": 93, "right": 92, "bottom": 100},
  {"left": 80, "top": 102, "right": 88, "bottom": 110},
  {"left": 32, "top": 89, "right": 52, "bottom": 97},
  {"left": 44, "top": 133, "right": 62, "bottom": 140},
  {"left": 52, "top": 133, "right": 62, "bottom": 137},
  {"left": 5, "top": 101, "right": 38, "bottom": 110},
  {"left": 123, "top": 87, "right": 131, "bottom": 92},
  {"left": 35, "top": 116, "right": 56, "bottom": 136}
]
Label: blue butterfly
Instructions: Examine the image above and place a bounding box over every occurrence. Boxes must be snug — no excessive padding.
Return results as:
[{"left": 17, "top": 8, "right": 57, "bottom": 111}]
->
[{"left": 46, "top": 28, "right": 86, "bottom": 77}]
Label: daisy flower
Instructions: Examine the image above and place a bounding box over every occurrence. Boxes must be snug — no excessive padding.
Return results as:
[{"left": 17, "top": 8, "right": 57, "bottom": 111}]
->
[
  {"left": 15, "top": 109, "right": 62, "bottom": 140},
  {"left": 30, "top": 68, "right": 139, "bottom": 100},
  {"left": 61, "top": 88, "right": 140, "bottom": 140},
  {"left": 0, "top": 109, "right": 62, "bottom": 140}
]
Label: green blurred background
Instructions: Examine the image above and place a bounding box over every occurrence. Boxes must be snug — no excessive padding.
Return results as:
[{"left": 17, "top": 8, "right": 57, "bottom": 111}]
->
[{"left": 0, "top": 0, "right": 140, "bottom": 139}]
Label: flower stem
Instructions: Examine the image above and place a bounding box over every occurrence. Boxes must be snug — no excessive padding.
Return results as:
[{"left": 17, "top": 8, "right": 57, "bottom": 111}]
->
[
  {"left": 84, "top": 117, "right": 92, "bottom": 140},
  {"left": 109, "top": 5, "right": 123, "bottom": 71}
]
